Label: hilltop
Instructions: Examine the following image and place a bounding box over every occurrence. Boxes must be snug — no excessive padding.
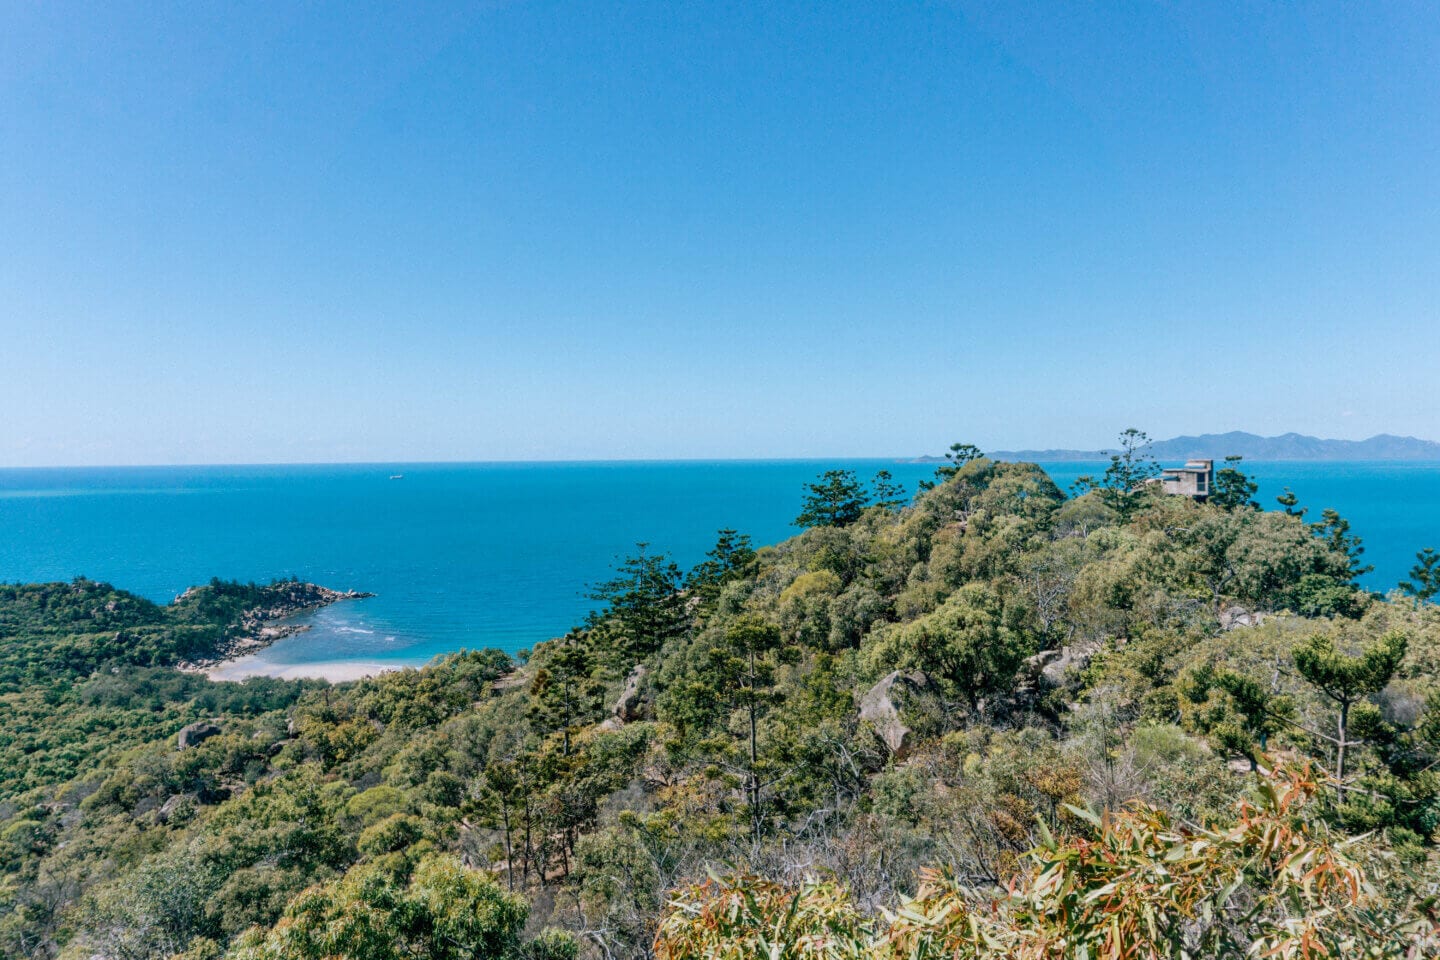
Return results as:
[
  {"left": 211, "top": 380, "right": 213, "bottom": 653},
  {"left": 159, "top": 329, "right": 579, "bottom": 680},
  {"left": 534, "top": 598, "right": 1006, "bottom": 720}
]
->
[{"left": 987, "top": 430, "right": 1440, "bottom": 461}]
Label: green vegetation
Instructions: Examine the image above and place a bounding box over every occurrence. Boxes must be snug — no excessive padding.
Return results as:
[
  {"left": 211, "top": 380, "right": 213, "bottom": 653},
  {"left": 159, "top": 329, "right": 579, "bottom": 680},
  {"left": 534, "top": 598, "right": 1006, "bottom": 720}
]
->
[
  {"left": 1071, "top": 427, "right": 1160, "bottom": 520},
  {"left": 1401, "top": 547, "right": 1440, "bottom": 601},
  {"left": 2, "top": 447, "right": 1438, "bottom": 959}
]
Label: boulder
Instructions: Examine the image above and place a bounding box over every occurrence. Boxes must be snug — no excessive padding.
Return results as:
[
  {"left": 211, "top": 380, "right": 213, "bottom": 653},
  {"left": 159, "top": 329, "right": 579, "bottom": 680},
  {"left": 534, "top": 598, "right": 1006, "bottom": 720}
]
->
[
  {"left": 177, "top": 720, "right": 222, "bottom": 750},
  {"left": 858, "top": 670, "right": 929, "bottom": 758},
  {"left": 1038, "top": 645, "right": 1095, "bottom": 687},
  {"left": 1024, "top": 649, "right": 1063, "bottom": 676},
  {"left": 613, "top": 664, "right": 650, "bottom": 722},
  {"left": 1219, "top": 606, "right": 1264, "bottom": 631},
  {"left": 157, "top": 793, "right": 197, "bottom": 823}
]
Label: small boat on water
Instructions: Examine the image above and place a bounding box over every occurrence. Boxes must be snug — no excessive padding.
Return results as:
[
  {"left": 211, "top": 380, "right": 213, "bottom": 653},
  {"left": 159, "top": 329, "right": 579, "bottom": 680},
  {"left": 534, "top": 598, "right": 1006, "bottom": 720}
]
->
[{"left": 389, "top": 474, "right": 404, "bottom": 480}]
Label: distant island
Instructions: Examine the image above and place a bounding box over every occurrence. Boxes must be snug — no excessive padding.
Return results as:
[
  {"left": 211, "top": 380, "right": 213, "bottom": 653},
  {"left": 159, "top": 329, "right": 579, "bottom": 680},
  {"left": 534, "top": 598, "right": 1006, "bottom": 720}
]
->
[{"left": 977, "top": 431, "right": 1440, "bottom": 462}]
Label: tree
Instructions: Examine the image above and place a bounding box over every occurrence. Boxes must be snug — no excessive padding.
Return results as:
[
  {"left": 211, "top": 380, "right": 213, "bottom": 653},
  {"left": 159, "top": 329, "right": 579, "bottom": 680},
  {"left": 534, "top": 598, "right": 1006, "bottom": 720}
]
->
[
  {"left": 495, "top": 751, "right": 549, "bottom": 886},
  {"left": 227, "top": 854, "right": 527, "bottom": 960},
  {"left": 528, "top": 630, "right": 604, "bottom": 756},
  {"left": 1211, "top": 455, "right": 1259, "bottom": 510},
  {"left": 1071, "top": 428, "right": 1160, "bottom": 521},
  {"left": 1293, "top": 629, "right": 1407, "bottom": 782},
  {"left": 1310, "top": 507, "right": 1373, "bottom": 581},
  {"left": 1276, "top": 487, "right": 1306, "bottom": 517},
  {"left": 1398, "top": 547, "right": 1439, "bottom": 601},
  {"left": 871, "top": 584, "right": 1030, "bottom": 716},
  {"left": 685, "top": 530, "right": 756, "bottom": 615},
  {"left": 794, "top": 470, "right": 870, "bottom": 529},
  {"left": 87, "top": 846, "right": 223, "bottom": 960},
  {"left": 477, "top": 760, "right": 524, "bottom": 890},
  {"left": 918, "top": 442, "right": 984, "bottom": 490},
  {"left": 694, "top": 615, "right": 793, "bottom": 841},
  {"left": 936, "top": 442, "right": 984, "bottom": 480},
  {"left": 870, "top": 470, "right": 908, "bottom": 511},
  {"left": 1183, "top": 665, "right": 1293, "bottom": 771},
  {"left": 588, "top": 544, "right": 689, "bottom": 657}
]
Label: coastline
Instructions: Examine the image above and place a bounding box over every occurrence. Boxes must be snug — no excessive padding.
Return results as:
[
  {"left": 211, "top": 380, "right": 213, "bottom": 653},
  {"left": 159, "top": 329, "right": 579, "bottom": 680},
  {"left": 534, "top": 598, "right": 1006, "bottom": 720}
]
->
[
  {"left": 174, "top": 581, "right": 377, "bottom": 677},
  {"left": 205, "top": 655, "right": 404, "bottom": 683}
]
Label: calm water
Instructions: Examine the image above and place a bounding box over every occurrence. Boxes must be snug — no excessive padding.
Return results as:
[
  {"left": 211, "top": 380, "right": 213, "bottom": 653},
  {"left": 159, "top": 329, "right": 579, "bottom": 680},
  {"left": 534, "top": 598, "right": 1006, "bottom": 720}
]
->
[{"left": 1, "top": 460, "right": 1437, "bottom": 668}]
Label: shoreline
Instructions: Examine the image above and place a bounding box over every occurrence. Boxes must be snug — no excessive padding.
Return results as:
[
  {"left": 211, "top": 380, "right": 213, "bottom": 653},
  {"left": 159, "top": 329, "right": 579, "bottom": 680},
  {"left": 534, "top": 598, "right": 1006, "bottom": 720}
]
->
[{"left": 205, "top": 655, "right": 409, "bottom": 683}]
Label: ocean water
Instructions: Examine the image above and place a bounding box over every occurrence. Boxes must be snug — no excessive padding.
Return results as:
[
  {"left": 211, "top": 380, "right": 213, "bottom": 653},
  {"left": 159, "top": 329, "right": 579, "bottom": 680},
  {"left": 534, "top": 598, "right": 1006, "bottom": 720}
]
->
[{"left": 1, "top": 459, "right": 1437, "bottom": 669}]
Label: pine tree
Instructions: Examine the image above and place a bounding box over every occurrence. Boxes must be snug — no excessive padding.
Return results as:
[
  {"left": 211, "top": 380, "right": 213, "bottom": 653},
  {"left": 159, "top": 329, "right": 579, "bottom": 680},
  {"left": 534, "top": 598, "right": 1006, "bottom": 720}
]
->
[
  {"left": 686, "top": 530, "right": 756, "bottom": 615},
  {"left": 528, "top": 630, "right": 604, "bottom": 756},
  {"left": 588, "top": 545, "right": 690, "bottom": 657},
  {"left": 1071, "top": 428, "right": 1159, "bottom": 521},
  {"left": 1399, "top": 547, "right": 1440, "bottom": 601},
  {"left": 794, "top": 470, "right": 870, "bottom": 528},
  {"left": 696, "top": 615, "right": 793, "bottom": 841},
  {"left": 1293, "top": 630, "right": 1407, "bottom": 783},
  {"left": 918, "top": 442, "right": 984, "bottom": 490},
  {"left": 871, "top": 470, "right": 908, "bottom": 511},
  {"left": 1211, "top": 455, "right": 1259, "bottom": 510}
]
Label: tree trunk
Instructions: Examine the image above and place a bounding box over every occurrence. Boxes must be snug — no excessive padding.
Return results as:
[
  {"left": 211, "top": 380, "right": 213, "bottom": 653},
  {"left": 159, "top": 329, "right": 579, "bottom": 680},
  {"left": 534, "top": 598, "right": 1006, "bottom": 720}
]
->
[
  {"left": 748, "top": 648, "right": 760, "bottom": 842},
  {"left": 1336, "top": 700, "right": 1350, "bottom": 784},
  {"left": 501, "top": 803, "right": 514, "bottom": 891},
  {"left": 523, "top": 795, "right": 535, "bottom": 884}
]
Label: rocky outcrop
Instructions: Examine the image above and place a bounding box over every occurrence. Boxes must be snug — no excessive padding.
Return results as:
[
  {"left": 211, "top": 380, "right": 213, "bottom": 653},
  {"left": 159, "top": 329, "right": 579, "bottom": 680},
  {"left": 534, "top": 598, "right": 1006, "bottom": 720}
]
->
[
  {"left": 1219, "top": 606, "right": 1265, "bottom": 631},
  {"left": 177, "top": 720, "right": 222, "bottom": 750},
  {"left": 858, "top": 670, "right": 929, "bottom": 758},
  {"left": 174, "top": 581, "right": 374, "bottom": 671},
  {"left": 157, "top": 793, "right": 198, "bottom": 823},
  {"left": 612, "top": 664, "right": 650, "bottom": 723},
  {"left": 1022, "top": 644, "right": 1097, "bottom": 688},
  {"left": 1025, "top": 649, "right": 1063, "bottom": 676}
]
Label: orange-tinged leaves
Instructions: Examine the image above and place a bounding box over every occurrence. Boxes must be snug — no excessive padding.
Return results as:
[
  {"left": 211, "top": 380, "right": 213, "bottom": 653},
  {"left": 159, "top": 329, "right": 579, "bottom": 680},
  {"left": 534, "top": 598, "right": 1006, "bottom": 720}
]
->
[{"left": 656, "top": 758, "right": 1436, "bottom": 959}]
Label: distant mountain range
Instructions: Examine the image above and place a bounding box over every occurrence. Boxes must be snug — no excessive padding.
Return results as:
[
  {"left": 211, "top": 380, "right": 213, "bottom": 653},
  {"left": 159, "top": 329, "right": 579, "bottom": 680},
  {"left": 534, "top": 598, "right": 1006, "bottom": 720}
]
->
[{"left": 983, "top": 432, "right": 1440, "bottom": 462}]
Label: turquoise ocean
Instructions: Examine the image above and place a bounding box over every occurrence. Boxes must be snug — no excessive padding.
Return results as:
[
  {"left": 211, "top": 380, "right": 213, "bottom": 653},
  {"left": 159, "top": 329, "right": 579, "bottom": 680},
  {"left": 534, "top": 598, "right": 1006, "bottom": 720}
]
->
[{"left": 1, "top": 460, "right": 1438, "bottom": 670}]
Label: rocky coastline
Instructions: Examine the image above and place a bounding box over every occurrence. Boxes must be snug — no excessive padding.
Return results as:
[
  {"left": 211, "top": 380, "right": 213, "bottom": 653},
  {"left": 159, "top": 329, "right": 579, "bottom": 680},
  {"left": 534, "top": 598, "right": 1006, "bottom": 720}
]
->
[{"left": 176, "top": 581, "right": 374, "bottom": 672}]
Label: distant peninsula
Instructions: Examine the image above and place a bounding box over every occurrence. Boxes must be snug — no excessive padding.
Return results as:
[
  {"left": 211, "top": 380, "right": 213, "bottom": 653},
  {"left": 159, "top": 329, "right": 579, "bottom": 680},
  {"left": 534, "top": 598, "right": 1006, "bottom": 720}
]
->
[{"left": 978, "top": 431, "right": 1440, "bottom": 462}]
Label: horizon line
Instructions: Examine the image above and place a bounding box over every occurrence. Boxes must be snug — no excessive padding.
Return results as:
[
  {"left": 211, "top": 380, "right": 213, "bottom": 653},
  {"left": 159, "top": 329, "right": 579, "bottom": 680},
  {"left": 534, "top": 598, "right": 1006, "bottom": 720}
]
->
[{"left": 6, "top": 454, "right": 1440, "bottom": 471}]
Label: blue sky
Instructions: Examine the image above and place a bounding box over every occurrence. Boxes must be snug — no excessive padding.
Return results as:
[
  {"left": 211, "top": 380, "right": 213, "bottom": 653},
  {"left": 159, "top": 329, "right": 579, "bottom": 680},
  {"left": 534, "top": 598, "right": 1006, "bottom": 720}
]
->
[{"left": 2, "top": 2, "right": 1437, "bottom": 465}]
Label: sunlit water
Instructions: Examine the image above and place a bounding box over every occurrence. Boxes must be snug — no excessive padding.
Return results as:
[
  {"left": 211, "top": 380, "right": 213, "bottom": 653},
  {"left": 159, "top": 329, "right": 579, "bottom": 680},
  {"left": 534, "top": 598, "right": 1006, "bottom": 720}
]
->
[{"left": 1, "top": 460, "right": 1436, "bottom": 667}]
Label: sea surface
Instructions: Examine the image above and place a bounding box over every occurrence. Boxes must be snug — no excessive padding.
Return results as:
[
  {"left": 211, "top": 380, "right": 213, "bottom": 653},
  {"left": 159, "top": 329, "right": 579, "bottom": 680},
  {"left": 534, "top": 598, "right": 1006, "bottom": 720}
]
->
[{"left": 1, "top": 460, "right": 1437, "bottom": 671}]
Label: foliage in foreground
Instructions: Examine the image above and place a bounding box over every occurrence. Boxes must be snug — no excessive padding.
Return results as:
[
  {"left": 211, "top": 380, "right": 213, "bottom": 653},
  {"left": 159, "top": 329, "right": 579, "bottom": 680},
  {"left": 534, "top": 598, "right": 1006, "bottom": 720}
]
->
[{"left": 656, "top": 761, "right": 1438, "bottom": 958}]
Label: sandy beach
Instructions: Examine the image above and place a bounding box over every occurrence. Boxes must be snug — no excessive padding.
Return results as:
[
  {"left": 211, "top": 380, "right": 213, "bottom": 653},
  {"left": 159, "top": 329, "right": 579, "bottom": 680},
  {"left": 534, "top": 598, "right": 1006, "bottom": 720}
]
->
[{"left": 205, "top": 655, "right": 406, "bottom": 683}]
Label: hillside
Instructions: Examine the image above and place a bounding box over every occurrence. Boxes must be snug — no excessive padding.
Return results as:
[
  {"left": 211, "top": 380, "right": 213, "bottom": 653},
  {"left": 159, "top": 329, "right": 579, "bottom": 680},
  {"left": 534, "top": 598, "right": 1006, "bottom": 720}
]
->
[
  {"left": 2, "top": 458, "right": 1437, "bottom": 959},
  {"left": 989, "top": 430, "right": 1440, "bottom": 461}
]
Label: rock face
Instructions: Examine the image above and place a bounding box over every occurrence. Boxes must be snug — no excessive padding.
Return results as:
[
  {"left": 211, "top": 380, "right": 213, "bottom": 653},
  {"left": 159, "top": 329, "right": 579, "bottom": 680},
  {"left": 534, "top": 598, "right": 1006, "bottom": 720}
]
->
[
  {"left": 177, "top": 720, "right": 222, "bottom": 750},
  {"left": 612, "top": 664, "right": 650, "bottom": 723},
  {"left": 858, "top": 670, "right": 929, "bottom": 758},
  {"left": 1219, "top": 606, "right": 1265, "bottom": 631}
]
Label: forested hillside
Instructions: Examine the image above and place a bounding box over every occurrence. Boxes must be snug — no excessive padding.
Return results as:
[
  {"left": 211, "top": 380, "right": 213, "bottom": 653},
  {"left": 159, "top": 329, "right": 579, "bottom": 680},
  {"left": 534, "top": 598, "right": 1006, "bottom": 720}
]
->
[{"left": 3, "top": 448, "right": 1438, "bottom": 959}]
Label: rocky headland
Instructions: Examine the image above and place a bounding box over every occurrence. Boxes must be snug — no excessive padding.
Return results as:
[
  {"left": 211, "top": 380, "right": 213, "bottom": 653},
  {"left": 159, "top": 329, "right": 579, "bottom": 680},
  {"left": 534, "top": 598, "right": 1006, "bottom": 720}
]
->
[{"left": 174, "top": 580, "right": 374, "bottom": 671}]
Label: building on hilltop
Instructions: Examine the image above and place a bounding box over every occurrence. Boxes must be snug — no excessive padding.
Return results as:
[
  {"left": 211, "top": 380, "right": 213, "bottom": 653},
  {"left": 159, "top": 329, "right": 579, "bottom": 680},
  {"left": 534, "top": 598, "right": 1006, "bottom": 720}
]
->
[{"left": 1154, "top": 459, "right": 1214, "bottom": 501}]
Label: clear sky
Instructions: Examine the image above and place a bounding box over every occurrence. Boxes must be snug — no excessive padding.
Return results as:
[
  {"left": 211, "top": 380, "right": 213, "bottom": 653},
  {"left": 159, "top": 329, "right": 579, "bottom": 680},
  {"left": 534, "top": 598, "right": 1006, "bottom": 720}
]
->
[{"left": 2, "top": 2, "right": 1437, "bottom": 465}]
